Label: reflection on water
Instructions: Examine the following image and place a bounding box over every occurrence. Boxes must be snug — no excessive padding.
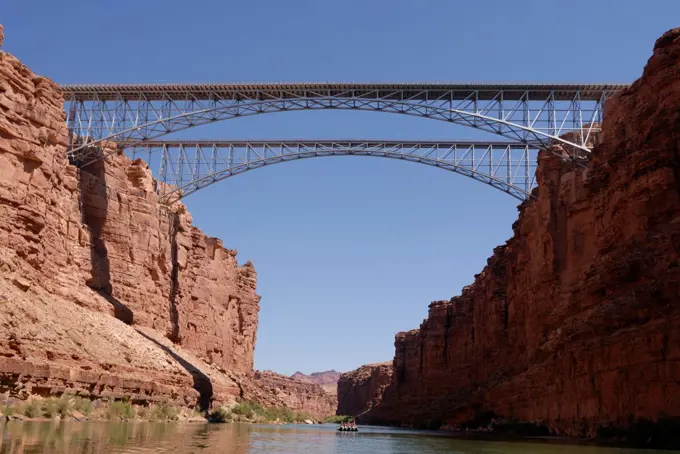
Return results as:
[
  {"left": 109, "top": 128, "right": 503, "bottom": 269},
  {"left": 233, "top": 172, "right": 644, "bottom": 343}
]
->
[{"left": 1, "top": 421, "right": 677, "bottom": 454}]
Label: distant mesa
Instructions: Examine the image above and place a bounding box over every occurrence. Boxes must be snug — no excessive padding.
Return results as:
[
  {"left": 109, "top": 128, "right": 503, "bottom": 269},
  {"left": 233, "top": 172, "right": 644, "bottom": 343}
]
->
[{"left": 290, "top": 370, "right": 342, "bottom": 396}]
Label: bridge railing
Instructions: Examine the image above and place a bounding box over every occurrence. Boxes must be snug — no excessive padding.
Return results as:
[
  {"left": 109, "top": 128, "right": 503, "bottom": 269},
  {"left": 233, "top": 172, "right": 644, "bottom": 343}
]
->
[{"left": 62, "top": 83, "right": 626, "bottom": 166}]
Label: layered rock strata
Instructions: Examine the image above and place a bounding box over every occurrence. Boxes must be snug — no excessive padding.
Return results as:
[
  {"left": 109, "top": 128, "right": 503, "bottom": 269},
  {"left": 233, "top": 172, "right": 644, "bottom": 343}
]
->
[
  {"left": 246, "top": 371, "right": 337, "bottom": 419},
  {"left": 291, "top": 370, "right": 341, "bottom": 396},
  {"left": 0, "top": 36, "right": 258, "bottom": 407},
  {"left": 360, "top": 28, "right": 680, "bottom": 436},
  {"left": 337, "top": 363, "right": 392, "bottom": 417}
]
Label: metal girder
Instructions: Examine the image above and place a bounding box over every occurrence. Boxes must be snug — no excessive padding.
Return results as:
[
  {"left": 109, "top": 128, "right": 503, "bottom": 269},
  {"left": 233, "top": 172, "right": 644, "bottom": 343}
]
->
[
  {"left": 125, "top": 140, "right": 540, "bottom": 204},
  {"left": 63, "top": 83, "right": 627, "bottom": 167}
]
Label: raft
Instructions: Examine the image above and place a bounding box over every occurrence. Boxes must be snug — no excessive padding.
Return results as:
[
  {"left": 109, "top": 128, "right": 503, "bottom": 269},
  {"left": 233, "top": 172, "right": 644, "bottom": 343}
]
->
[{"left": 337, "top": 427, "right": 359, "bottom": 432}]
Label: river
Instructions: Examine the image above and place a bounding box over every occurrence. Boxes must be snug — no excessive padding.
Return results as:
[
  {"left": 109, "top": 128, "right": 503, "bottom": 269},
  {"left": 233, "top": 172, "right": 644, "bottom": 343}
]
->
[{"left": 1, "top": 421, "right": 676, "bottom": 454}]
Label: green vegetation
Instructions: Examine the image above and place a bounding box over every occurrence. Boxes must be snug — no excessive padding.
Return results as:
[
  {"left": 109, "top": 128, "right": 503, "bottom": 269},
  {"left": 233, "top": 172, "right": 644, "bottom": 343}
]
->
[
  {"left": 73, "top": 396, "right": 93, "bottom": 416},
  {"left": 1, "top": 394, "right": 198, "bottom": 423},
  {"left": 43, "top": 396, "right": 76, "bottom": 418},
  {"left": 22, "top": 400, "right": 42, "bottom": 418},
  {"left": 150, "top": 402, "right": 179, "bottom": 421},
  {"left": 43, "top": 400, "right": 58, "bottom": 418},
  {"left": 107, "top": 400, "right": 135, "bottom": 420},
  {"left": 295, "top": 411, "right": 314, "bottom": 422},
  {"left": 231, "top": 402, "right": 262, "bottom": 419},
  {"left": 2, "top": 394, "right": 314, "bottom": 426},
  {"left": 136, "top": 405, "right": 149, "bottom": 419},
  {"left": 189, "top": 405, "right": 204, "bottom": 419},
  {"left": 6, "top": 395, "right": 92, "bottom": 419},
  {"left": 324, "top": 415, "right": 353, "bottom": 424},
  {"left": 208, "top": 406, "right": 233, "bottom": 423},
  {"left": 209, "top": 402, "right": 315, "bottom": 424},
  {"left": 56, "top": 396, "right": 74, "bottom": 416}
]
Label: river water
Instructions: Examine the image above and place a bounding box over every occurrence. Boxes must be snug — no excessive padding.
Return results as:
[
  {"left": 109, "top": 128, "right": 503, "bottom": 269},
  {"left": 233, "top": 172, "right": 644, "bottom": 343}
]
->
[{"left": 0, "top": 421, "right": 676, "bottom": 454}]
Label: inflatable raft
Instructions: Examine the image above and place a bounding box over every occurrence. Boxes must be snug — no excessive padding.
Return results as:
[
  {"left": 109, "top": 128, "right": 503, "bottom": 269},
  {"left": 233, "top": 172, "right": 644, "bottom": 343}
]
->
[{"left": 337, "top": 427, "right": 359, "bottom": 432}]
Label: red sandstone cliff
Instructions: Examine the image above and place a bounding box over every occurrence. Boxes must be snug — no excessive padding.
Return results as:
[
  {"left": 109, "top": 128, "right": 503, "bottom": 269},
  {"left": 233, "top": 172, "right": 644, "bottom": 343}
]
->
[
  {"left": 0, "top": 36, "right": 338, "bottom": 417},
  {"left": 0, "top": 37, "right": 259, "bottom": 408},
  {"left": 360, "top": 28, "right": 680, "bottom": 437},
  {"left": 337, "top": 363, "right": 392, "bottom": 417}
]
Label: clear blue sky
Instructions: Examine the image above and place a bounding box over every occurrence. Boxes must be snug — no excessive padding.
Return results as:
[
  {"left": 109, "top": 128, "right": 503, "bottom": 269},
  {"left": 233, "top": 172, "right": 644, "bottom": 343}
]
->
[{"left": 2, "top": 1, "right": 678, "bottom": 376}]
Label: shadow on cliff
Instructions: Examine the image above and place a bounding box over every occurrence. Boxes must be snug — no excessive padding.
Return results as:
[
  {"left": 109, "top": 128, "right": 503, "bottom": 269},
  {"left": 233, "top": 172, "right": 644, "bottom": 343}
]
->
[
  {"left": 168, "top": 212, "right": 181, "bottom": 342},
  {"left": 136, "top": 330, "right": 214, "bottom": 411},
  {"left": 79, "top": 157, "right": 134, "bottom": 325}
]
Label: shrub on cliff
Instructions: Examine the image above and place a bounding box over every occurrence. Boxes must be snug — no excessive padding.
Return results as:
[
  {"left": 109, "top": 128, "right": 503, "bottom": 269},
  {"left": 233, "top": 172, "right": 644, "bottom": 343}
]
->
[
  {"left": 136, "top": 405, "right": 149, "bottom": 419},
  {"left": 207, "top": 402, "right": 315, "bottom": 424},
  {"left": 55, "top": 396, "right": 74, "bottom": 417},
  {"left": 295, "top": 411, "right": 314, "bottom": 422},
  {"left": 232, "top": 402, "right": 263, "bottom": 419},
  {"left": 267, "top": 407, "right": 295, "bottom": 423},
  {"left": 2, "top": 404, "right": 14, "bottom": 416},
  {"left": 43, "top": 400, "right": 59, "bottom": 418},
  {"left": 208, "top": 406, "right": 233, "bottom": 423},
  {"left": 324, "top": 415, "right": 353, "bottom": 423},
  {"left": 151, "top": 403, "right": 179, "bottom": 421},
  {"left": 22, "top": 400, "right": 42, "bottom": 418},
  {"left": 73, "top": 396, "right": 93, "bottom": 416},
  {"left": 108, "top": 401, "right": 135, "bottom": 420}
]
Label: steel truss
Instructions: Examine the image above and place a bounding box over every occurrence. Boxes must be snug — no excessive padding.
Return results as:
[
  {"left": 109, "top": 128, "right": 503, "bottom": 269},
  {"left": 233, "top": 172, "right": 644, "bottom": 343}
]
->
[
  {"left": 125, "top": 140, "right": 540, "bottom": 204},
  {"left": 63, "top": 83, "right": 627, "bottom": 166}
]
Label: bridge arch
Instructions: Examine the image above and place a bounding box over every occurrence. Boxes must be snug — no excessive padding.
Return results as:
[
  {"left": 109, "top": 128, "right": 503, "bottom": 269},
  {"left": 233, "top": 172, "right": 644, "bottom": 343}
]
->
[
  {"left": 127, "top": 140, "right": 538, "bottom": 204},
  {"left": 63, "top": 83, "right": 623, "bottom": 167}
]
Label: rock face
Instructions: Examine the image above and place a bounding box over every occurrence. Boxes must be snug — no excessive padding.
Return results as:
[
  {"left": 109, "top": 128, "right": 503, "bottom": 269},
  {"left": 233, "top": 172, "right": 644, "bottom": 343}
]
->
[
  {"left": 361, "top": 28, "right": 680, "bottom": 436},
  {"left": 0, "top": 37, "right": 259, "bottom": 407},
  {"left": 247, "top": 371, "right": 337, "bottom": 419},
  {"left": 290, "top": 370, "right": 342, "bottom": 396},
  {"left": 337, "top": 363, "right": 392, "bottom": 418}
]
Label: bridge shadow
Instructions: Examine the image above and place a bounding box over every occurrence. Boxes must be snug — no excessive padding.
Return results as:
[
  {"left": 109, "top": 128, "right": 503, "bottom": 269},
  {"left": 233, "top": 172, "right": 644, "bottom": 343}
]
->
[
  {"left": 79, "top": 158, "right": 134, "bottom": 325},
  {"left": 136, "top": 330, "right": 214, "bottom": 411}
]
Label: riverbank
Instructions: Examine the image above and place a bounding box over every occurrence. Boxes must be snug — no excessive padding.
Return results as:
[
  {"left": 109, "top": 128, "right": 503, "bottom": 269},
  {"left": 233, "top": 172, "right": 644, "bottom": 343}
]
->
[{"left": 0, "top": 395, "right": 328, "bottom": 425}]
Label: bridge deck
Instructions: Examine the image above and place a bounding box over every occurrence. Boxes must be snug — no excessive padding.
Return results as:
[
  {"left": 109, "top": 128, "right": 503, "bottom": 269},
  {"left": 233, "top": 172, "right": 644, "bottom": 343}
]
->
[
  {"left": 132, "top": 139, "right": 540, "bottom": 148},
  {"left": 61, "top": 82, "right": 629, "bottom": 101}
]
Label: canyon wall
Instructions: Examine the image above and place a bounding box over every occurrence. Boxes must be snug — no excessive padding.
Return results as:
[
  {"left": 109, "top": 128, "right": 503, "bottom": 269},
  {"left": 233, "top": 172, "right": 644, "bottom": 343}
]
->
[
  {"left": 246, "top": 371, "right": 337, "bottom": 419},
  {"left": 0, "top": 37, "right": 258, "bottom": 407},
  {"left": 337, "top": 363, "right": 392, "bottom": 417},
  {"left": 0, "top": 37, "right": 337, "bottom": 418},
  {"left": 291, "top": 370, "right": 341, "bottom": 396},
  {"left": 360, "top": 28, "right": 680, "bottom": 436}
]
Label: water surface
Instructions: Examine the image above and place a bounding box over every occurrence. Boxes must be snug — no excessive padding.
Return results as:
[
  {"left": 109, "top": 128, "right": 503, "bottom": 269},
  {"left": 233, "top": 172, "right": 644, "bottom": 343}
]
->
[{"left": 1, "top": 421, "right": 676, "bottom": 454}]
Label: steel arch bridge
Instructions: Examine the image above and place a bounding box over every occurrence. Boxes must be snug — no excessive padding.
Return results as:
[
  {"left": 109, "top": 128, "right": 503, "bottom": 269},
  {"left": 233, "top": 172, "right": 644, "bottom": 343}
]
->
[
  {"left": 63, "top": 83, "right": 627, "bottom": 167},
  {"left": 126, "top": 140, "right": 539, "bottom": 204}
]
